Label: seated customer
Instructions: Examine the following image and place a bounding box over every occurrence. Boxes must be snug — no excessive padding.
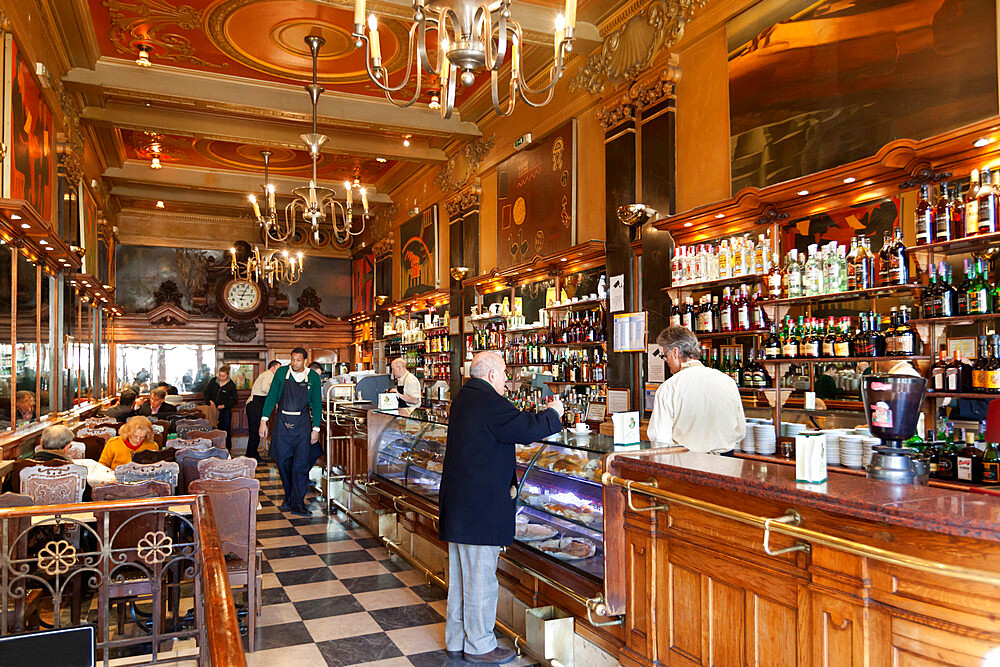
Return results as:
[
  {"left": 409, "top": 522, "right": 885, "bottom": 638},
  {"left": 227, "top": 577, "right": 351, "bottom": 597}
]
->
[
  {"left": 34, "top": 425, "right": 115, "bottom": 486},
  {"left": 138, "top": 387, "right": 177, "bottom": 418},
  {"left": 106, "top": 389, "right": 138, "bottom": 422},
  {"left": 15, "top": 390, "right": 35, "bottom": 425},
  {"left": 99, "top": 416, "right": 159, "bottom": 470},
  {"left": 163, "top": 384, "right": 184, "bottom": 406}
]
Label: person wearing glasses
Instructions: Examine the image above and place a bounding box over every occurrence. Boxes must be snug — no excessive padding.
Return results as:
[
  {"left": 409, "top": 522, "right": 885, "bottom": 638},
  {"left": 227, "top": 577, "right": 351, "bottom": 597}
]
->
[
  {"left": 438, "top": 351, "right": 564, "bottom": 664},
  {"left": 388, "top": 357, "right": 422, "bottom": 408}
]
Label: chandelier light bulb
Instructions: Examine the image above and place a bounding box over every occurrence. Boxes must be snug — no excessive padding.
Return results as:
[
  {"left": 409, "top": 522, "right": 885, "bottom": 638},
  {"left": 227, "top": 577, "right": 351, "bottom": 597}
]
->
[
  {"left": 403, "top": 136, "right": 411, "bottom": 147},
  {"left": 155, "top": 201, "right": 165, "bottom": 208},
  {"left": 150, "top": 156, "right": 161, "bottom": 169},
  {"left": 136, "top": 48, "right": 152, "bottom": 67},
  {"left": 429, "top": 93, "right": 440, "bottom": 110}
]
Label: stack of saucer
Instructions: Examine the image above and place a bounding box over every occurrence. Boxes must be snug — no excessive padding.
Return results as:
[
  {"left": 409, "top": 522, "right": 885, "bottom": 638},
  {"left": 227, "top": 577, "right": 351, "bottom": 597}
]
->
[
  {"left": 754, "top": 424, "right": 777, "bottom": 455},
  {"left": 839, "top": 434, "right": 864, "bottom": 468},
  {"left": 862, "top": 437, "right": 881, "bottom": 467},
  {"left": 819, "top": 431, "right": 841, "bottom": 466},
  {"left": 781, "top": 422, "right": 807, "bottom": 439},
  {"left": 741, "top": 423, "right": 757, "bottom": 454}
]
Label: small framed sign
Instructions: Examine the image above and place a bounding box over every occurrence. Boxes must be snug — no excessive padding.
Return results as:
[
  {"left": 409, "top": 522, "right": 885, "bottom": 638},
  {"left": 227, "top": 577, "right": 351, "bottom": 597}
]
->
[{"left": 585, "top": 402, "right": 607, "bottom": 423}]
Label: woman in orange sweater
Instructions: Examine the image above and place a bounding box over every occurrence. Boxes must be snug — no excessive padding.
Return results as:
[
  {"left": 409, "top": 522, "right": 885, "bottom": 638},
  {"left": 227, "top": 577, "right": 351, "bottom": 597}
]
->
[{"left": 99, "top": 415, "right": 159, "bottom": 470}]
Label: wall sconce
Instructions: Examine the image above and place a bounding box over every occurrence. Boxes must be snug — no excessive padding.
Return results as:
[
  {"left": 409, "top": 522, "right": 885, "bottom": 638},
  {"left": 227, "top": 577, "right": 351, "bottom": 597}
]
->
[
  {"left": 450, "top": 266, "right": 470, "bottom": 282},
  {"left": 375, "top": 295, "right": 388, "bottom": 307},
  {"left": 616, "top": 204, "right": 658, "bottom": 227}
]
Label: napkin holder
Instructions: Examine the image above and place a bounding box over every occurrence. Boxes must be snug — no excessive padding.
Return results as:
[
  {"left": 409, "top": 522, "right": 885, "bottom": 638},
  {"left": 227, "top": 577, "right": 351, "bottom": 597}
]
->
[
  {"left": 378, "top": 392, "right": 398, "bottom": 411},
  {"left": 795, "top": 431, "right": 827, "bottom": 484},
  {"left": 612, "top": 412, "right": 640, "bottom": 445}
]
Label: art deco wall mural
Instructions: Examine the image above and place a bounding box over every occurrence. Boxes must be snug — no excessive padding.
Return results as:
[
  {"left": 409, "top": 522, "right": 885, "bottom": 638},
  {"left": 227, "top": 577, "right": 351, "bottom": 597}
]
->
[{"left": 9, "top": 38, "right": 53, "bottom": 222}]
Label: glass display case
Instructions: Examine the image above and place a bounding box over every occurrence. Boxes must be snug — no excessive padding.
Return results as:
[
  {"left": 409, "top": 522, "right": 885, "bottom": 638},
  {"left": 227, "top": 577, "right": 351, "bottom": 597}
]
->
[{"left": 369, "top": 410, "right": 651, "bottom": 585}]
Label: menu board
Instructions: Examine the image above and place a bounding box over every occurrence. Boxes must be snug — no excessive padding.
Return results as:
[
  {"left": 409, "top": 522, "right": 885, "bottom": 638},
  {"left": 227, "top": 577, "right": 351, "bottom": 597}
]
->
[{"left": 496, "top": 121, "right": 575, "bottom": 269}]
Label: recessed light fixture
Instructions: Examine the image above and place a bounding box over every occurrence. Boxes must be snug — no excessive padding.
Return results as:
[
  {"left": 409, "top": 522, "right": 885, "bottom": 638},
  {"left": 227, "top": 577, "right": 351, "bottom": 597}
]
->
[
  {"left": 560, "top": 257, "right": 567, "bottom": 262},
  {"left": 797, "top": 190, "right": 809, "bottom": 196},
  {"left": 39, "top": 239, "right": 48, "bottom": 245},
  {"left": 376, "top": 157, "right": 387, "bottom": 163},
  {"left": 11, "top": 214, "right": 21, "bottom": 220},
  {"left": 402, "top": 135, "right": 411, "bottom": 147},
  {"left": 20, "top": 223, "right": 30, "bottom": 229},
  {"left": 843, "top": 177, "right": 856, "bottom": 184},
  {"left": 714, "top": 213, "right": 724, "bottom": 219},
  {"left": 155, "top": 201, "right": 165, "bottom": 209},
  {"left": 683, "top": 222, "right": 693, "bottom": 227},
  {"left": 974, "top": 137, "right": 994, "bottom": 148}
]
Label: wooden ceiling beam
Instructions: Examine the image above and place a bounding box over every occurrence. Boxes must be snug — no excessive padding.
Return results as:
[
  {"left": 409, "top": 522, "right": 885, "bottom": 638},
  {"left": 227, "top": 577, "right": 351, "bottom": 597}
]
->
[{"left": 63, "top": 60, "right": 481, "bottom": 142}]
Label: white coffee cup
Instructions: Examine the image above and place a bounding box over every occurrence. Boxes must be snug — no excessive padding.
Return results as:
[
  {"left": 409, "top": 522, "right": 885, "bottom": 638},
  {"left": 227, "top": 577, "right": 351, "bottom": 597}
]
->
[{"left": 572, "top": 423, "right": 591, "bottom": 434}]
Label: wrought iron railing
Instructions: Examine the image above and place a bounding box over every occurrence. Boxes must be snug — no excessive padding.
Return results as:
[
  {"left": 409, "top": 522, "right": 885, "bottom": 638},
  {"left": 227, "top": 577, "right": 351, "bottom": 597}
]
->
[{"left": 0, "top": 495, "right": 246, "bottom": 666}]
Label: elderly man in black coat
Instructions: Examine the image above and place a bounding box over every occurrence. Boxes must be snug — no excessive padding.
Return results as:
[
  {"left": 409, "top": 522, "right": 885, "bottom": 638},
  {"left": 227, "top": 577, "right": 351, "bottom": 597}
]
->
[{"left": 439, "top": 351, "right": 563, "bottom": 664}]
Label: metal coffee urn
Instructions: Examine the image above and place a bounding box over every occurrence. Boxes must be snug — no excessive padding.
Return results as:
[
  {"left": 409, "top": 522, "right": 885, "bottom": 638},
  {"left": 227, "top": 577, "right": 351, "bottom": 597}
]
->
[{"left": 862, "top": 375, "right": 927, "bottom": 484}]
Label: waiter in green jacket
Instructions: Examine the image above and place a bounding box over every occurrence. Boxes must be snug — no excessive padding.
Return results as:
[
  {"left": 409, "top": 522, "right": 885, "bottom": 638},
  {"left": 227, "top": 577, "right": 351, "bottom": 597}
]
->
[{"left": 259, "top": 347, "right": 323, "bottom": 516}]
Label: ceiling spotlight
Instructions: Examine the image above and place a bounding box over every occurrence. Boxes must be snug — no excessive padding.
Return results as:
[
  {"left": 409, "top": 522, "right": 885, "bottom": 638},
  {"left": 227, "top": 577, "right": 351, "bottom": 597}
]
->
[
  {"left": 136, "top": 46, "right": 152, "bottom": 67},
  {"left": 376, "top": 157, "right": 387, "bottom": 163},
  {"left": 974, "top": 137, "right": 994, "bottom": 148},
  {"left": 20, "top": 223, "right": 30, "bottom": 229},
  {"left": 403, "top": 135, "right": 411, "bottom": 147},
  {"left": 683, "top": 222, "right": 693, "bottom": 227},
  {"left": 797, "top": 189, "right": 809, "bottom": 196},
  {"left": 714, "top": 213, "right": 724, "bottom": 219},
  {"left": 150, "top": 156, "right": 162, "bottom": 169},
  {"left": 155, "top": 200, "right": 165, "bottom": 208}
]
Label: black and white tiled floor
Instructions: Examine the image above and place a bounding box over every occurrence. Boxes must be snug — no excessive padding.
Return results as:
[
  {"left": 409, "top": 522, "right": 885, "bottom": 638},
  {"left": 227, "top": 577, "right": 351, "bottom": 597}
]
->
[{"left": 249, "top": 465, "right": 534, "bottom": 666}]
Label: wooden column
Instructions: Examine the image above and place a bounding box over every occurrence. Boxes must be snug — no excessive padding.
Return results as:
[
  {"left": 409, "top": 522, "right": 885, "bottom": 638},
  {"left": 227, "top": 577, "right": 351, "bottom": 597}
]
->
[{"left": 8, "top": 247, "right": 16, "bottom": 427}]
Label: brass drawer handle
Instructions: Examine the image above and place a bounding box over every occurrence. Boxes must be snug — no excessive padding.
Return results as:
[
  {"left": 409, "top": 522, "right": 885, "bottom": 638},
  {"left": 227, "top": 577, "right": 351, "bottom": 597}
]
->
[{"left": 763, "top": 510, "right": 811, "bottom": 556}]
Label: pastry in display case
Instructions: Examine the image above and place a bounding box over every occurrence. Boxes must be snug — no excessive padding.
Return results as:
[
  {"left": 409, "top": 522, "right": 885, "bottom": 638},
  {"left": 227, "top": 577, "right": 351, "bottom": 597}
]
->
[{"left": 371, "top": 409, "right": 448, "bottom": 500}]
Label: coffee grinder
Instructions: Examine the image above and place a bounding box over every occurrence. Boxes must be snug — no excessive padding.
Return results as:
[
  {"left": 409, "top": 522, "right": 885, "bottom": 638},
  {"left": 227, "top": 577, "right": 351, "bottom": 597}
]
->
[{"left": 862, "top": 375, "right": 927, "bottom": 484}]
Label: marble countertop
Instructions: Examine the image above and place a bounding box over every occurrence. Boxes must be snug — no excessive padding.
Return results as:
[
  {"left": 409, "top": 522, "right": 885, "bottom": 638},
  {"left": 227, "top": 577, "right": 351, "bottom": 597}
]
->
[{"left": 614, "top": 451, "right": 1000, "bottom": 542}]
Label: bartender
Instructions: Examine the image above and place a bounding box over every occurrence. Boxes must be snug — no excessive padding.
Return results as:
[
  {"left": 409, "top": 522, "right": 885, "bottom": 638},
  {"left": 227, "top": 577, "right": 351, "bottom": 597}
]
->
[
  {"left": 389, "top": 357, "right": 422, "bottom": 408},
  {"left": 648, "top": 326, "right": 746, "bottom": 452}
]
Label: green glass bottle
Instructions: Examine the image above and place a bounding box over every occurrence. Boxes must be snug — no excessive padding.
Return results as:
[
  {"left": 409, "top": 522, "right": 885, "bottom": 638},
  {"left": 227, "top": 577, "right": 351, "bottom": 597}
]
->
[{"left": 982, "top": 441, "right": 1000, "bottom": 484}]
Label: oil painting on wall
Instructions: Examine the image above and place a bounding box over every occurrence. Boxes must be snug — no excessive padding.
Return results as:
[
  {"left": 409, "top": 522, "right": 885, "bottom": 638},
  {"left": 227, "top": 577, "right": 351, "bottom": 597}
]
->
[
  {"left": 10, "top": 38, "right": 53, "bottom": 222},
  {"left": 398, "top": 207, "right": 438, "bottom": 299},
  {"left": 353, "top": 251, "right": 375, "bottom": 313},
  {"left": 728, "top": 0, "right": 998, "bottom": 193},
  {"left": 496, "top": 121, "right": 575, "bottom": 269},
  {"left": 781, "top": 196, "right": 900, "bottom": 256}
]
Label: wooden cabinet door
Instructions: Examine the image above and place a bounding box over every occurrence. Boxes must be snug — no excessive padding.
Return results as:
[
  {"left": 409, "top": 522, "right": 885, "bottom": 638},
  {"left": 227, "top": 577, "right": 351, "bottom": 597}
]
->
[
  {"left": 811, "top": 591, "right": 867, "bottom": 667},
  {"left": 888, "top": 616, "right": 997, "bottom": 666},
  {"left": 623, "top": 523, "right": 655, "bottom": 663},
  {"left": 659, "top": 541, "right": 803, "bottom": 666}
]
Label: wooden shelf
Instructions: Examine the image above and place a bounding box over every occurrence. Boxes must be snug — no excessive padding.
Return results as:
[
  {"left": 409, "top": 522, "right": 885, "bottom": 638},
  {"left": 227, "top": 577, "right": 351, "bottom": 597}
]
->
[
  {"left": 903, "top": 230, "right": 1000, "bottom": 256},
  {"left": 547, "top": 341, "right": 607, "bottom": 348},
  {"left": 759, "top": 284, "right": 920, "bottom": 307},
  {"left": 545, "top": 381, "right": 607, "bottom": 387},
  {"left": 927, "top": 391, "right": 999, "bottom": 399},
  {"left": 543, "top": 298, "right": 607, "bottom": 311},
  {"left": 760, "top": 355, "right": 929, "bottom": 364},
  {"left": 507, "top": 362, "right": 556, "bottom": 368},
  {"left": 697, "top": 329, "right": 768, "bottom": 339},
  {"left": 663, "top": 273, "right": 765, "bottom": 293},
  {"left": 506, "top": 325, "right": 551, "bottom": 334},
  {"left": 909, "top": 313, "right": 1000, "bottom": 326}
]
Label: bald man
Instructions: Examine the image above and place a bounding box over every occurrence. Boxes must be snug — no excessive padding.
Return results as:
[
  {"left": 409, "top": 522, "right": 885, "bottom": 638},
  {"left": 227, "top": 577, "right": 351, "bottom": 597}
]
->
[
  {"left": 388, "top": 357, "right": 422, "bottom": 408},
  {"left": 439, "top": 351, "right": 563, "bottom": 664}
]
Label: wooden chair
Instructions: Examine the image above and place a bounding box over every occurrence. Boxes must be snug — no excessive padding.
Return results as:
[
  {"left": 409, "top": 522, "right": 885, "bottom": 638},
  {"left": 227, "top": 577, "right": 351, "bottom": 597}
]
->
[
  {"left": 185, "top": 430, "right": 226, "bottom": 450},
  {"left": 151, "top": 420, "right": 172, "bottom": 434},
  {"left": 64, "top": 443, "right": 86, "bottom": 460},
  {"left": 198, "top": 456, "right": 257, "bottom": 481},
  {"left": 167, "top": 438, "right": 212, "bottom": 451},
  {"left": 93, "top": 481, "right": 173, "bottom": 639},
  {"left": 77, "top": 435, "right": 106, "bottom": 461},
  {"left": 114, "top": 462, "right": 180, "bottom": 493},
  {"left": 19, "top": 465, "right": 88, "bottom": 505},
  {"left": 189, "top": 477, "right": 261, "bottom": 651},
  {"left": 195, "top": 404, "right": 219, "bottom": 428},
  {"left": 76, "top": 426, "right": 116, "bottom": 441},
  {"left": 175, "top": 448, "right": 228, "bottom": 495},
  {"left": 0, "top": 492, "right": 43, "bottom": 632},
  {"left": 132, "top": 448, "right": 177, "bottom": 465},
  {"left": 152, "top": 432, "right": 165, "bottom": 447},
  {"left": 7, "top": 459, "right": 69, "bottom": 496},
  {"left": 175, "top": 420, "right": 211, "bottom": 438}
]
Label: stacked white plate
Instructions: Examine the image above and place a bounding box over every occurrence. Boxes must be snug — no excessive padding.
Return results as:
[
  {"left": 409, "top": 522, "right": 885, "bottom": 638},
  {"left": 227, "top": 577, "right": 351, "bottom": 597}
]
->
[
  {"left": 840, "top": 434, "right": 865, "bottom": 468},
  {"left": 862, "top": 437, "right": 881, "bottom": 467},
  {"left": 741, "top": 423, "right": 757, "bottom": 454},
  {"left": 754, "top": 424, "right": 777, "bottom": 455},
  {"left": 819, "top": 430, "right": 842, "bottom": 466},
  {"left": 781, "top": 422, "right": 808, "bottom": 439}
]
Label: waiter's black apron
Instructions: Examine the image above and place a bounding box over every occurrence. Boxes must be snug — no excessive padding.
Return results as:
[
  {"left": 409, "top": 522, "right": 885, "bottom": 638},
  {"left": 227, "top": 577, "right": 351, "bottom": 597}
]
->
[{"left": 272, "top": 373, "right": 312, "bottom": 508}]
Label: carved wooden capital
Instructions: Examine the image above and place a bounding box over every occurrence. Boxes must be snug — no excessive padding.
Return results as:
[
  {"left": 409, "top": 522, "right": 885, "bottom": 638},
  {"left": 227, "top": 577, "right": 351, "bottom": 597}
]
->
[{"left": 597, "top": 63, "right": 680, "bottom": 129}]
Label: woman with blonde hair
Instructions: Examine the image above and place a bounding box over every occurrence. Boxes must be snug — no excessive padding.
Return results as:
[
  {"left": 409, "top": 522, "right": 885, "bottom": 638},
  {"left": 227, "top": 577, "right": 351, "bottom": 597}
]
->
[{"left": 98, "top": 415, "right": 159, "bottom": 470}]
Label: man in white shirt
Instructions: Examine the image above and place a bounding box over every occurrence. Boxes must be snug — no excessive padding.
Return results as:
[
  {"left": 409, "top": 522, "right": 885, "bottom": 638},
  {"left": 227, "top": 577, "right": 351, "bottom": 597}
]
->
[
  {"left": 647, "top": 326, "right": 746, "bottom": 452},
  {"left": 389, "top": 357, "right": 422, "bottom": 408},
  {"left": 246, "top": 360, "right": 281, "bottom": 462}
]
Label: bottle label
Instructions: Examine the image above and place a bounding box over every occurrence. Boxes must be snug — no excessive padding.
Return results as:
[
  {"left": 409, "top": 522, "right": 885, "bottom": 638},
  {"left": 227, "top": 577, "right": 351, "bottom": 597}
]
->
[
  {"left": 803, "top": 341, "right": 819, "bottom": 357},
  {"left": 966, "top": 201, "right": 979, "bottom": 235},
  {"left": 823, "top": 341, "right": 835, "bottom": 357},
  {"left": 971, "top": 291, "right": 989, "bottom": 315},
  {"left": 938, "top": 456, "right": 954, "bottom": 477},
  {"left": 897, "top": 336, "right": 914, "bottom": 355},
  {"left": 834, "top": 341, "right": 851, "bottom": 357},
  {"left": 957, "top": 456, "right": 973, "bottom": 481},
  {"left": 683, "top": 314, "right": 693, "bottom": 330},
  {"left": 765, "top": 344, "right": 780, "bottom": 358},
  {"left": 933, "top": 368, "right": 945, "bottom": 390},
  {"left": 989, "top": 370, "right": 1000, "bottom": 391},
  {"left": 946, "top": 369, "right": 960, "bottom": 391},
  {"left": 738, "top": 309, "right": 750, "bottom": 330},
  {"left": 783, "top": 342, "right": 798, "bottom": 358},
  {"left": 983, "top": 461, "right": 999, "bottom": 483}
]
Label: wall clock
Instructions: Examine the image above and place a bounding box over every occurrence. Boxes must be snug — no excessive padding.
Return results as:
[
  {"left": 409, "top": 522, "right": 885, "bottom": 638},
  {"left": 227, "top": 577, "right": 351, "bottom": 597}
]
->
[{"left": 217, "top": 277, "right": 268, "bottom": 320}]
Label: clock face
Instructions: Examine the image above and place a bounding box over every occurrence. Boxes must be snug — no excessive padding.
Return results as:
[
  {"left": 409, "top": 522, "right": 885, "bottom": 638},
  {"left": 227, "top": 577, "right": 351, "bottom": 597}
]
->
[{"left": 225, "top": 280, "right": 261, "bottom": 312}]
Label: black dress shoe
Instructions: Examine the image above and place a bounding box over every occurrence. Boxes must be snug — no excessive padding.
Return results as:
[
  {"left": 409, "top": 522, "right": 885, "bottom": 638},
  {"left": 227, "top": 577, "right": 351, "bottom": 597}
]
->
[
  {"left": 445, "top": 650, "right": 464, "bottom": 659},
  {"left": 464, "top": 647, "right": 516, "bottom": 664},
  {"left": 279, "top": 503, "right": 292, "bottom": 511},
  {"left": 290, "top": 507, "right": 312, "bottom": 517}
]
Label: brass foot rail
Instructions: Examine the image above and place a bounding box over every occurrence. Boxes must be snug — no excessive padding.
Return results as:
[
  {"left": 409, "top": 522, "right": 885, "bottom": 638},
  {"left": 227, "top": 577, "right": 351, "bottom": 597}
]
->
[{"left": 603, "top": 473, "right": 1000, "bottom": 587}]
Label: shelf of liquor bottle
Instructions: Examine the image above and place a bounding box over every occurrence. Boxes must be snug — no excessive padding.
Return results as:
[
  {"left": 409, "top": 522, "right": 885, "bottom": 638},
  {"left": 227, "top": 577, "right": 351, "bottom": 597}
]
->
[
  {"left": 422, "top": 325, "right": 449, "bottom": 332},
  {"left": 696, "top": 329, "right": 768, "bottom": 339},
  {"left": 662, "top": 273, "right": 766, "bottom": 294},
  {"left": 760, "top": 355, "right": 930, "bottom": 364},
  {"left": 926, "top": 391, "right": 1000, "bottom": 400},
  {"left": 505, "top": 325, "right": 551, "bottom": 334},
  {"left": 542, "top": 297, "right": 607, "bottom": 312},
  {"left": 546, "top": 341, "right": 607, "bottom": 348},
  {"left": 506, "top": 362, "right": 556, "bottom": 368},
  {"left": 544, "top": 381, "right": 608, "bottom": 388},
  {"left": 908, "top": 313, "right": 1000, "bottom": 326},
  {"left": 903, "top": 230, "right": 1000, "bottom": 256},
  {"left": 759, "top": 284, "right": 921, "bottom": 308},
  {"left": 470, "top": 348, "right": 503, "bottom": 354}
]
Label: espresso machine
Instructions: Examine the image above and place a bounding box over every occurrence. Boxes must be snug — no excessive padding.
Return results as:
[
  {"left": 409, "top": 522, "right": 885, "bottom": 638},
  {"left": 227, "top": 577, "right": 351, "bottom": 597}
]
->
[{"left": 862, "top": 375, "right": 927, "bottom": 484}]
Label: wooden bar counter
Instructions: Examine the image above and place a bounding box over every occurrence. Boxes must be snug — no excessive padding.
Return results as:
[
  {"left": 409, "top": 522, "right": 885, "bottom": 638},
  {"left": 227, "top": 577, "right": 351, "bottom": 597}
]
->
[{"left": 603, "top": 451, "right": 1000, "bottom": 666}]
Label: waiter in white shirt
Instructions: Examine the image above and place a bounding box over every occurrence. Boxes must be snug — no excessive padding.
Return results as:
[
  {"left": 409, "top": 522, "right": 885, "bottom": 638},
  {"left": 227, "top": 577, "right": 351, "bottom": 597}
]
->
[
  {"left": 389, "top": 357, "right": 422, "bottom": 408},
  {"left": 246, "top": 360, "right": 281, "bottom": 462},
  {"left": 647, "top": 326, "right": 746, "bottom": 452}
]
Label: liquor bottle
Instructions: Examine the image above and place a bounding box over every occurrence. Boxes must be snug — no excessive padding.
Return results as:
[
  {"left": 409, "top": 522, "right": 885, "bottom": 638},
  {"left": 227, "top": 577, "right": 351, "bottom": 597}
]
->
[
  {"left": 965, "top": 169, "right": 981, "bottom": 237},
  {"left": 977, "top": 168, "right": 998, "bottom": 235},
  {"left": 895, "top": 306, "right": 919, "bottom": 356},
  {"left": 671, "top": 246, "right": 684, "bottom": 284},
  {"left": 934, "top": 182, "right": 952, "bottom": 242},
  {"left": 804, "top": 244, "right": 823, "bottom": 296},
  {"left": 856, "top": 236, "right": 875, "bottom": 290},
  {"left": 709, "top": 296, "right": 721, "bottom": 333},
  {"left": 956, "top": 431, "right": 983, "bottom": 483},
  {"left": 867, "top": 313, "right": 883, "bottom": 357},
  {"left": 669, "top": 300, "right": 681, "bottom": 326},
  {"left": 967, "top": 257, "right": 990, "bottom": 315},
  {"left": 946, "top": 349, "right": 972, "bottom": 393},
  {"left": 989, "top": 334, "right": 1000, "bottom": 394},
  {"left": 802, "top": 318, "right": 821, "bottom": 358},
  {"left": 972, "top": 335, "right": 988, "bottom": 392},
  {"left": 846, "top": 236, "right": 859, "bottom": 291},
  {"left": 736, "top": 285, "right": 751, "bottom": 332},
  {"left": 940, "top": 262, "right": 957, "bottom": 318},
  {"left": 755, "top": 234, "right": 770, "bottom": 275},
  {"left": 784, "top": 249, "right": 803, "bottom": 298},
  {"left": 982, "top": 440, "right": 1000, "bottom": 484},
  {"left": 877, "top": 232, "right": 891, "bottom": 286},
  {"left": 718, "top": 239, "right": 731, "bottom": 279},
  {"left": 783, "top": 317, "right": 801, "bottom": 358},
  {"left": 751, "top": 347, "right": 772, "bottom": 388},
  {"left": 949, "top": 183, "right": 966, "bottom": 240},
  {"left": 681, "top": 296, "right": 695, "bottom": 330},
  {"left": 956, "top": 258, "right": 973, "bottom": 315},
  {"left": 750, "top": 286, "right": 768, "bottom": 330},
  {"left": 915, "top": 184, "right": 933, "bottom": 245},
  {"left": 885, "top": 226, "right": 910, "bottom": 285},
  {"left": 822, "top": 316, "right": 837, "bottom": 357},
  {"left": 884, "top": 308, "right": 898, "bottom": 356},
  {"left": 834, "top": 317, "right": 853, "bottom": 357},
  {"left": 921, "top": 262, "right": 939, "bottom": 319},
  {"left": 763, "top": 323, "right": 781, "bottom": 359},
  {"left": 767, "top": 259, "right": 783, "bottom": 299},
  {"left": 930, "top": 346, "right": 948, "bottom": 392}
]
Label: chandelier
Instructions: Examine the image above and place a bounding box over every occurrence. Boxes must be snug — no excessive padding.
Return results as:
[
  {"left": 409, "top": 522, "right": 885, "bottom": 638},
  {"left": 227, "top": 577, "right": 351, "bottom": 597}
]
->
[
  {"left": 248, "top": 150, "right": 292, "bottom": 244},
  {"left": 352, "top": 0, "right": 576, "bottom": 118},
  {"left": 230, "top": 241, "right": 303, "bottom": 287},
  {"left": 282, "top": 35, "right": 368, "bottom": 248}
]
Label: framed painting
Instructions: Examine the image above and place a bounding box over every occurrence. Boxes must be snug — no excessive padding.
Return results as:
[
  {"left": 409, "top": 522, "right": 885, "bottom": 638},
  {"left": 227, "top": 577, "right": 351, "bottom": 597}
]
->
[
  {"left": 9, "top": 38, "right": 53, "bottom": 222},
  {"left": 496, "top": 120, "right": 575, "bottom": 269},
  {"left": 781, "top": 196, "right": 899, "bottom": 256},
  {"left": 398, "top": 206, "right": 438, "bottom": 299},
  {"left": 81, "top": 185, "right": 99, "bottom": 275},
  {"left": 728, "top": 0, "right": 998, "bottom": 193},
  {"left": 353, "top": 251, "right": 375, "bottom": 313}
]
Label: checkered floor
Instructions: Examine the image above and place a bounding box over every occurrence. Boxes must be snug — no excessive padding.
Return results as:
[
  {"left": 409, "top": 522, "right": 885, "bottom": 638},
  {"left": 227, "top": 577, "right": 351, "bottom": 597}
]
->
[{"left": 249, "top": 465, "right": 536, "bottom": 666}]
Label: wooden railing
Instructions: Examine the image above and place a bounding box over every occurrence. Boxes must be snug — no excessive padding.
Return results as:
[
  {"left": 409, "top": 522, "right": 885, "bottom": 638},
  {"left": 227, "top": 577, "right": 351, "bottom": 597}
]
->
[{"left": 0, "top": 495, "right": 247, "bottom": 666}]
